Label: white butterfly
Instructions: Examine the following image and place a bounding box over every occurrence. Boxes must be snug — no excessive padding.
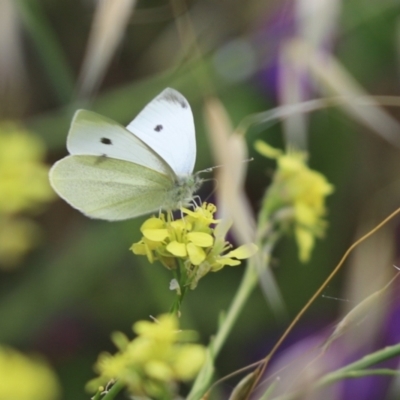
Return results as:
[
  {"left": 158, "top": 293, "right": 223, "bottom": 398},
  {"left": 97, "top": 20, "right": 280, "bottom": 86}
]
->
[{"left": 49, "top": 88, "right": 201, "bottom": 220}]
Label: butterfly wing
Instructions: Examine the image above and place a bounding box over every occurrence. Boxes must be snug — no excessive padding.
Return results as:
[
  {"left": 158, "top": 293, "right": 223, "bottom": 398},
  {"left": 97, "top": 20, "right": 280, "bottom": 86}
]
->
[
  {"left": 67, "top": 109, "right": 174, "bottom": 178},
  {"left": 126, "top": 88, "right": 196, "bottom": 176},
  {"left": 49, "top": 155, "right": 175, "bottom": 220}
]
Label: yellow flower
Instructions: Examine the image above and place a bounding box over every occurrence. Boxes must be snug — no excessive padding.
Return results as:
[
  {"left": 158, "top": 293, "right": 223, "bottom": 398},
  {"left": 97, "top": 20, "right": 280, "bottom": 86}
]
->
[
  {"left": 87, "top": 314, "right": 206, "bottom": 399},
  {"left": 186, "top": 220, "right": 258, "bottom": 287},
  {"left": 167, "top": 231, "right": 213, "bottom": 265},
  {"left": 131, "top": 203, "right": 258, "bottom": 289},
  {"left": 211, "top": 220, "right": 258, "bottom": 269},
  {"left": 0, "top": 124, "right": 55, "bottom": 268},
  {"left": 182, "top": 202, "right": 219, "bottom": 232},
  {"left": 0, "top": 216, "right": 42, "bottom": 268},
  {"left": 131, "top": 217, "right": 168, "bottom": 264},
  {"left": 0, "top": 346, "right": 60, "bottom": 400},
  {"left": 0, "top": 123, "right": 54, "bottom": 215},
  {"left": 256, "top": 140, "right": 334, "bottom": 262}
]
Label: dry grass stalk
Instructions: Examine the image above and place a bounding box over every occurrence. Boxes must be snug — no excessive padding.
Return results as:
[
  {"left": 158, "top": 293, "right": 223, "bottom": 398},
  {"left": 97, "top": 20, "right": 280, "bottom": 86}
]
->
[{"left": 77, "top": 0, "right": 137, "bottom": 98}]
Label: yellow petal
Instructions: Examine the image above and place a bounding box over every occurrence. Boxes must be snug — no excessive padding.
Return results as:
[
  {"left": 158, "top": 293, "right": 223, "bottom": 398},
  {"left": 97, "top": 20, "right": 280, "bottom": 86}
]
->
[
  {"left": 133, "top": 315, "right": 178, "bottom": 343},
  {"left": 183, "top": 203, "right": 219, "bottom": 224},
  {"left": 171, "top": 219, "right": 187, "bottom": 231},
  {"left": 130, "top": 242, "right": 146, "bottom": 255},
  {"left": 295, "top": 226, "right": 314, "bottom": 263},
  {"left": 187, "top": 232, "right": 213, "bottom": 247},
  {"left": 173, "top": 345, "right": 206, "bottom": 380},
  {"left": 111, "top": 331, "right": 129, "bottom": 351},
  {"left": 166, "top": 241, "right": 187, "bottom": 257},
  {"left": 213, "top": 258, "right": 241, "bottom": 270},
  {"left": 254, "top": 140, "right": 282, "bottom": 159},
  {"left": 278, "top": 151, "right": 307, "bottom": 173},
  {"left": 0, "top": 345, "right": 60, "bottom": 400},
  {"left": 187, "top": 243, "right": 206, "bottom": 265},
  {"left": 145, "top": 360, "right": 173, "bottom": 381},
  {"left": 140, "top": 217, "right": 165, "bottom": 231},
  {"left": 142, "top": 228, "right": 169, "bottom": 242},
  {"left": 225, "top": 243, "right": 258, "bottom": 259},
  {"left": 143, "top": 237, "right": 163, "bottom": 251},
  {"left": 132, "top": 242, "right": 156, "bottom": 263},
  {"left": 294, "top": 203, "right": 317, "bottom": 226},
  {"left": 146, "top": 246, "right": 156, "bottom": 263}
]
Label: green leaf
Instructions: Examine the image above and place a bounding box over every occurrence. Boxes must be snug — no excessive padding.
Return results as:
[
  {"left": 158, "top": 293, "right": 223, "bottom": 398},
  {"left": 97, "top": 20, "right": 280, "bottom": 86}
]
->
[
  {"left": 228, "top": 371, "right": 259, "bottom": 400},
  {"left": 186, "top": 349, "right": 215, "bottom": 400}
]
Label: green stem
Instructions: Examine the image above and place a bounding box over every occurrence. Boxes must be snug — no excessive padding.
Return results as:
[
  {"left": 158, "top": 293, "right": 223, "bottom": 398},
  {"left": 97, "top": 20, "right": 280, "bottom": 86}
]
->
[
  {"left": 316, "top": 343, "right": 400, "bottom": 388},
  {"left": 187, "top": 233, "right": 280, "bottom": 399},
  {"left": 211, "top": 233, "right": 280, "bottom": 357},
  {"left": 210, "top": 262, "right": 259, "bottom": 356},
  {"left": 101, "top": 380, "right": 124, "bottom": 400},
  {"left": 91, "top": 389, "right": 102, "bottom": 400},
  {"left": 270, "top": 343, "right": 400, "bottom": 400},
  {"left": 169, "top": 259, "right": 189, "bottom": 315},
  {"left": 322, "top": 368, "right": 400, "bottom": 380}
]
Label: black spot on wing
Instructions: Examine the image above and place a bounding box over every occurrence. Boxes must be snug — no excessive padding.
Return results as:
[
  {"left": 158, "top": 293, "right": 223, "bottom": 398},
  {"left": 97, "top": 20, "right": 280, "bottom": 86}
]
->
[
  {"left": 154, "top": 124, "right": 163, "bottom": 132},
  {"left": 159, "top": 90, "right": 188, "bottom": 109},
  {"left": 101, "top": 137, "right": 112, "bottom": 145}
]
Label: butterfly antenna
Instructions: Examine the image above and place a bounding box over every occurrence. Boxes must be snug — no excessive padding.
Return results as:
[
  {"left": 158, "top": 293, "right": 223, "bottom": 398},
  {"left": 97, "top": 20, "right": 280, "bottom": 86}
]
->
[
  {"left": 199, "top": 178, "right": 219, "bottom": 204},
  {"left": 196, "top": 158, "right": 254, "bottom": 176}
]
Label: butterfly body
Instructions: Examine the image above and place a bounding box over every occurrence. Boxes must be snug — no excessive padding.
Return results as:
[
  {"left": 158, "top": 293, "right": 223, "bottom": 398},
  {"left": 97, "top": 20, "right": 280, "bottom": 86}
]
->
[{"left": 49, "top": 88, "right": 200, "bottom": 221}]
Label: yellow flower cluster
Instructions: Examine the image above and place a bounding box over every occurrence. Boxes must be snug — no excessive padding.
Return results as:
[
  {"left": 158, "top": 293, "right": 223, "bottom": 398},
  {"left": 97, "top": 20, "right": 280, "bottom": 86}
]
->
[
  {"left": 87, "top": 314, "right": 206, "bottom": 399},
  {"left": 255, "top": 140, "right": 334, "bottom": 263},
  {"left": 0, "top": 124, "right": 54, "bottom": 267},
  {"left": 0, "top": 124, "right": 54, "bottom": 214},
  {"left": 0, "top": 346, "right": 60, "bottom": 400},
  {"left": 131, "top": 203, "right": 258, "bottom": 289}
]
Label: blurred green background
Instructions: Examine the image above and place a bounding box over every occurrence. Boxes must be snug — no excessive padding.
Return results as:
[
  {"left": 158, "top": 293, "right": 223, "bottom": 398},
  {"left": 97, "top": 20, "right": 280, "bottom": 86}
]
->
[{"left": 1, "top": 1, "right": 400, "bottom": 399}]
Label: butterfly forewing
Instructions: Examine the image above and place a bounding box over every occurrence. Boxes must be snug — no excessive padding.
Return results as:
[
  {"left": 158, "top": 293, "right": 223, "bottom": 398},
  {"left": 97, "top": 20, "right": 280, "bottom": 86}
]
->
[
  {"left": 126, "top": 88, "right": 196, "bottom": 177},
  {"left": 67, "top": 110, "right": 174, "bottom": 178}
]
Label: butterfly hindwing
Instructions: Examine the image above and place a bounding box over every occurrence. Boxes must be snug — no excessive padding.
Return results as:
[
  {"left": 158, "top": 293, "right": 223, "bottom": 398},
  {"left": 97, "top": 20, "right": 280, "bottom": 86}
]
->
[{"left": 50, "top": 155, "right": 175, "bottom": 220}]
